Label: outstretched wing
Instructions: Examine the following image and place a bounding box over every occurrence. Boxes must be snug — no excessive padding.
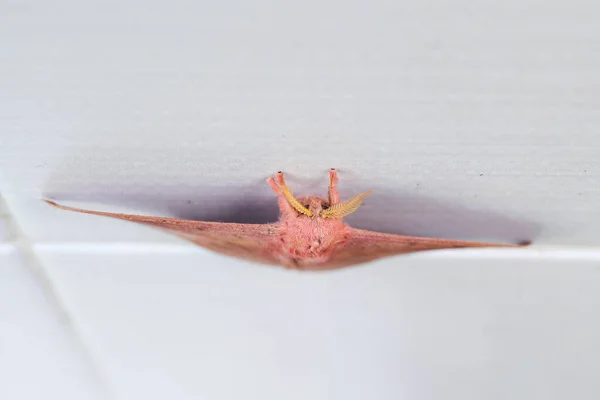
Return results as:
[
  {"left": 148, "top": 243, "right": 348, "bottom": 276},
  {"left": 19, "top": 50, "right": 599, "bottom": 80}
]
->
[
  {"left": 45, "top": 200, "right": 282, "bottom": 266},
  {"left": 317, "top": 227, "right": 529, "bottom": 270}
]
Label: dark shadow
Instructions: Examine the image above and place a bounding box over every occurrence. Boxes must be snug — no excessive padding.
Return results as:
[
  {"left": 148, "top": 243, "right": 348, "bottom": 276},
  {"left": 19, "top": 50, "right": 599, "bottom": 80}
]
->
[
  {"left": 44, "top": 184, "right": 281, "bottom": 225},
  {"left": 342, "top": 183, "right": 539, "bottom": 244},
  {"left": 44, "top": 182, "right": 540, "bottom": 245},
  {"left": 43, "top": 148, "right": 541, "bottom": 245}
]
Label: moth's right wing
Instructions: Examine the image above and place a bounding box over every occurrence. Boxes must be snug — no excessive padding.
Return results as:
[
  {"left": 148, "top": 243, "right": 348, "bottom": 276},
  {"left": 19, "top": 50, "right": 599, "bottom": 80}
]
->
[
  {"left": 45, "top": 200, "right": 282, "bottom": 266},
  {"left": 318, "top": 227, "right": 529, "bottom": 270}
]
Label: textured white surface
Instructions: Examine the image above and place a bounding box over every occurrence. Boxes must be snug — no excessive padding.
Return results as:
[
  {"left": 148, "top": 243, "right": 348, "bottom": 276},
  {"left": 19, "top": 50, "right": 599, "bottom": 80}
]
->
[
  {"left": 0, "top": 249, "right": 109, "bottom": 399},
  {"left": 2, "top": 0, "right": 600, "bottom": 399},
  {"left": 35, "top": 251, "right": 600, "bottom": 400}
]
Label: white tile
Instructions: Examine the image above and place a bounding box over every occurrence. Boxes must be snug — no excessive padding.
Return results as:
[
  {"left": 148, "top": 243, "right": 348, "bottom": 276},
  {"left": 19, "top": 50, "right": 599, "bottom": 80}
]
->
[
  {"left": 37, "top": 250, "right": 600, "bottom": 400},
  {"left": 1, "top": 1, "right": 600, "bottom": 247},
  {"left": 0, "top": 250, "right": 110, "bottom": 399}
]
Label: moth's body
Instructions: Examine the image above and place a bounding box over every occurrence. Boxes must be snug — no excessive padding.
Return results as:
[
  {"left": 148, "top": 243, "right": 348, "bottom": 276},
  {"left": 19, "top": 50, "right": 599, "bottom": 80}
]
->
[
  {"left": 46, "top": 169, "right": 529, "bottom": 270},
  {"left": 264, "top": 170, "right": 367, "bottom": 268},
  {"left": 274, "top": 196, "right": 349, "bottom": 267}
]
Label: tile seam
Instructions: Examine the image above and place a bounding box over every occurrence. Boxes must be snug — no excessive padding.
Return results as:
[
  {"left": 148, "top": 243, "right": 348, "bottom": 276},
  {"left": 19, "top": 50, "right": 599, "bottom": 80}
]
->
[{"left": 0, "top": 193, "right": 116, "bottom": 399}]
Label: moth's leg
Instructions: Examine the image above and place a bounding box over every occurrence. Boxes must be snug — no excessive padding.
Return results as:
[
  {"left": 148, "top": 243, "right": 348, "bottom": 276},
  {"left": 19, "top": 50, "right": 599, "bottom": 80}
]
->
[
  {"left": 267, "top": 171, "right": 297, "bottom": 218},
  {"left": 328, "top": 168, "right": 341, "bottom": 205},
  {"left": 267, "top": 175, "right": 282, "bottom": 195},
  {"left": 267, "top": 171, "right": 287, "bottom": 194},
  {"left": 274, "top": 170, "right": 286, "bottom": 187}
]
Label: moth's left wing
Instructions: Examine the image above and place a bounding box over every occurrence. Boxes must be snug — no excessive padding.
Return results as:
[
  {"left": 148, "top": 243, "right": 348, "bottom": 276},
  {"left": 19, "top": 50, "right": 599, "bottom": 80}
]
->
[
  {"left": 45, "top": 200, "right": 282, "bottom": 266},
  {"left": 318, "top": 227, "right": 529, "bottom": 270}
]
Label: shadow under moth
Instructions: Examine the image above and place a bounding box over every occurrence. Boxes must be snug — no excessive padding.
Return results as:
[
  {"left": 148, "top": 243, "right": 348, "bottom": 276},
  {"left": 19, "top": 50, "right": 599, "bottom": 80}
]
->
[{"left": 46, "top": 169, "right": 530, "bottom": 270}]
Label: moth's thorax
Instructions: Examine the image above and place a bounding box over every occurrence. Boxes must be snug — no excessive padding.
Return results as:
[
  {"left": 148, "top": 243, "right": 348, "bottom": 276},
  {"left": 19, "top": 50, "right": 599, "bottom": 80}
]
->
[{"left": 277, "top": 196, "right": 349, "bottom": 266}]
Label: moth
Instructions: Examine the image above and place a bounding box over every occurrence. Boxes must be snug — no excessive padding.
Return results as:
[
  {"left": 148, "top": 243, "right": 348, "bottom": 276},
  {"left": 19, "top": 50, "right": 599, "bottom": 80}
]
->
[{"left": 45, "top": 169, "right": 529, "bottom": 270}]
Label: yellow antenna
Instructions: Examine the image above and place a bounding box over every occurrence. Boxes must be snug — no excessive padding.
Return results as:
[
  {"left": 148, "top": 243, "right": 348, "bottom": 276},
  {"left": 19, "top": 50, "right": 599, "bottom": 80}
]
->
[
  {"left": 321, "top": 190, "right": 372, "bottom": 219},
  {"left": 281, "top": 186, "right": 313, "bottom": 216}
]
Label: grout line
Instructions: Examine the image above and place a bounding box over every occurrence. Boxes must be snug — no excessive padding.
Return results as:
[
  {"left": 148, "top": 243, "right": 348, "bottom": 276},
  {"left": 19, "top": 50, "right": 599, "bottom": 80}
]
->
[
  {"left": 0, "top": 194, "right": 116, "bottom": 399},
  {"left": 6, "top": 242, "right": 600, "bottom": 261}
]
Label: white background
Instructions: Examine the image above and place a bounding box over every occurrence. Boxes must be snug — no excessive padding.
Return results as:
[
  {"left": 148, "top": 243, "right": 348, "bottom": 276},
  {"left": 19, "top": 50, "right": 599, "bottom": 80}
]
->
[{"left": 1, "top": 0, "right": 600, "bottom": 399}]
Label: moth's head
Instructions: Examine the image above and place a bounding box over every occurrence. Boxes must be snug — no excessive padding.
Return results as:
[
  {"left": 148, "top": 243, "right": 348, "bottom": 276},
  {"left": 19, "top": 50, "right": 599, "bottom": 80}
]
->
[
  {"left": 283, "top": 191, "right": 372, "bottom": 219},
  {"left": 296, "top": 196, "right": 330, "bottom": 217}
]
